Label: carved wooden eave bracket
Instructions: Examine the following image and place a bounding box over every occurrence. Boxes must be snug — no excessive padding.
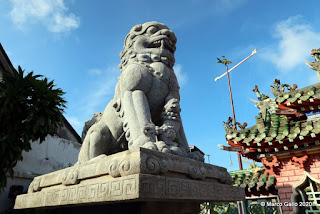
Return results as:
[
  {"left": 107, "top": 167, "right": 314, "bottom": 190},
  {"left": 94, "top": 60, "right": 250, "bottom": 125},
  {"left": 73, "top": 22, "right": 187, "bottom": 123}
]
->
[
  {"left": 261, "top": 156, "right": 280, "bottom": 175},
  {"left": 290, "top": 152, "right": 314, "bottom": 169}
]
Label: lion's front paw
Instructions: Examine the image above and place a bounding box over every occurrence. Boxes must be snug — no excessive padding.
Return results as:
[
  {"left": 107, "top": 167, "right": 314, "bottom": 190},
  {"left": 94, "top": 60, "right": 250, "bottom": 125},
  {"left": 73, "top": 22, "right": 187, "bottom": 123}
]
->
[
  {"left": 169, "top": 146, "right": 188, "bottom": 158},
  {"left": 155, "top": 141, "right": 170, "bottom": 153},
  {"left": 141, "top": 142, "right": 158, "bottom": 151},
  {"left": 188, "top": 151, "right": 205, "bottom": 162}
]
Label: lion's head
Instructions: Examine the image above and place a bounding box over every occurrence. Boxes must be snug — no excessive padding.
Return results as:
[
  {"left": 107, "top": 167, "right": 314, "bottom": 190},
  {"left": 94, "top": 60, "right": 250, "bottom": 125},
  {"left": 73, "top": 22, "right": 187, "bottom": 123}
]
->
[{"left": 119, "top": 21, "right": 177, "bottom": 71}]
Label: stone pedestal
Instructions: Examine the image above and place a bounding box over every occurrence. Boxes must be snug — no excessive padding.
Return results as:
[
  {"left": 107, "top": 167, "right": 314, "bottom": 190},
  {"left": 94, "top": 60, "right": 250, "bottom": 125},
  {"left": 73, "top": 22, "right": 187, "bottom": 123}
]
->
[{"left": 15, "top": 148, "right": 244, "bottom": 213}]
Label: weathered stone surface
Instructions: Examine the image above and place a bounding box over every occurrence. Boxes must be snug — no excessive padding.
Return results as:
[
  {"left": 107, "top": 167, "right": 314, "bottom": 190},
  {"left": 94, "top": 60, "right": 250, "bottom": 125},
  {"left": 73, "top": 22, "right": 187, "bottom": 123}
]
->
[
  {"left": 15, "top": 148, "right": 244, "bottom": 209},
  {"left": 78, "top": 21, "right": 204, "bottom": 163}
]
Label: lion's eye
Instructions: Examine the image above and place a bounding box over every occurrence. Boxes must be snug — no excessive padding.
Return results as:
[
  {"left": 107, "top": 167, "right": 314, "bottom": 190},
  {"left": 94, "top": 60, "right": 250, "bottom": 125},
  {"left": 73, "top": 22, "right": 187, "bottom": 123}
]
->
[{"left": 147, "top": 26, "right": 158, "bottom": 34}]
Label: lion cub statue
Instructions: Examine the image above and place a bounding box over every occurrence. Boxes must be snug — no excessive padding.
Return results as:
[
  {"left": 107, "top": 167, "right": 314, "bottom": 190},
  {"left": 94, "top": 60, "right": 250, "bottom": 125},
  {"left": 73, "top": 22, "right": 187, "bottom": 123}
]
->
[{"left": 78, "top": 21, "right": 204, "bottom": 163}]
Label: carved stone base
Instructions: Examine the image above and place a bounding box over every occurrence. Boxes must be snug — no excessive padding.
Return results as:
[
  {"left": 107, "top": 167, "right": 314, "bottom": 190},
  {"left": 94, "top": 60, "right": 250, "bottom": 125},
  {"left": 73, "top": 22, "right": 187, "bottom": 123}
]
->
[
  {"left": 21, "top": 202, "right": 201, "bottom": 214},
  {"left": 14, "top": 148, "right": 244, "bottom": 211}
]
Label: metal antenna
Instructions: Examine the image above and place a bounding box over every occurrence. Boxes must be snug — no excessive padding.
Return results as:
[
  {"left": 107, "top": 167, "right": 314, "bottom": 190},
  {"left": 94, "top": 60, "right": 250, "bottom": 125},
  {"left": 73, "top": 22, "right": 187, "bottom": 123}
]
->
[{"left": 215, "top": 49, "right": 257, "bottom": 170}]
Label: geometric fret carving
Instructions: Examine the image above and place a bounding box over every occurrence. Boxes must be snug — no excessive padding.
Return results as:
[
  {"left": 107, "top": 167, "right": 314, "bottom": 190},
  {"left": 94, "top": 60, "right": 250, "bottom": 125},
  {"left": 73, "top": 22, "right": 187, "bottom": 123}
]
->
[
  {"left": 290, "top": 153, "right": 313, "bottom": 169},
  {"left": 261, "top": 156, "right": 280, "bottom": 175},
  {"left": 15, "top": 174, "right": 245, "bottom": 209},
  {"left": 14, "top": 149, "right": 243, "bottom": 209}
]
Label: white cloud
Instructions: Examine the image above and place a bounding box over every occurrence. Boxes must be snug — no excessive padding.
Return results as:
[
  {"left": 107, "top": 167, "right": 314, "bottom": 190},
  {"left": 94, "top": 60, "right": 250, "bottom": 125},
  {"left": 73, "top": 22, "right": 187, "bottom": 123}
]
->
[
  {"left": 81, "top": 65, "right": 119, "bottom": 115},
  {"left": 9, "top": 0, "right": 80, "bottom": 33},
  {"left": 49, "top": 13, "right": 79, "bottom": 33},
  {"left": 173, "top": 64, "right": 188, "bottom": 87},
  {"left": 88, "top": 68, "right": 103, "bottom": 75},
  {"left": 261, "top": 16, "right": 320, "bottom": 72}
]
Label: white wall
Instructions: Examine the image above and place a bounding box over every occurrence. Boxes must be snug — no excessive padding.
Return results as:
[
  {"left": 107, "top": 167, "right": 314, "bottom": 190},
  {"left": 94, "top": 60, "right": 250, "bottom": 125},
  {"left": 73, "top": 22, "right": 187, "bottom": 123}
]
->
[
  {"left": 0, "top": 135, "right": 80, "bottom": 212},
  {"left": 0, "top": 176, "right": 32, "bottom": 212},
  {"left": 14, "top": 135, "right": 81, "bottom": 175}
]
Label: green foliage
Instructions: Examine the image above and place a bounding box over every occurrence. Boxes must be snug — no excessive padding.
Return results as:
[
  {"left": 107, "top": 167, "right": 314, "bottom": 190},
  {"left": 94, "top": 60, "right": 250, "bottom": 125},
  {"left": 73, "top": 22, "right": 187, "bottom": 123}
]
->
[{"left": 0, "top": 66, "right": 66, "bottom": 191}]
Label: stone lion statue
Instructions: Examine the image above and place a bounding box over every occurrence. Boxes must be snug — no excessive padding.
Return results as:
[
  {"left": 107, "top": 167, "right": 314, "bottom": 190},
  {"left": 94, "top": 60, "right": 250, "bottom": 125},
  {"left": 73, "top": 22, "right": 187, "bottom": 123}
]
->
[{"left": 78, "top": 21, "right": 204, "bottom": 163}]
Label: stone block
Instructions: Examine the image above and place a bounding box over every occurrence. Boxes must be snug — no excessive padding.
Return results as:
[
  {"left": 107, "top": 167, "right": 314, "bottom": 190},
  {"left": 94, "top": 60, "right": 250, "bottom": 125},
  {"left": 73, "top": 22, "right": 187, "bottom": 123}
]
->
[{"left": 15, "top": 148, "right": 244, "bottom": 210}]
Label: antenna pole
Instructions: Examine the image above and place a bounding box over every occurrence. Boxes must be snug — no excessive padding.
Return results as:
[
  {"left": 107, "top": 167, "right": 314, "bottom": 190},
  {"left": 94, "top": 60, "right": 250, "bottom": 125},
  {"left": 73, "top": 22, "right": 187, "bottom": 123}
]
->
[{"left": 225, "top": 65, "right": 243, "bottom": 170}]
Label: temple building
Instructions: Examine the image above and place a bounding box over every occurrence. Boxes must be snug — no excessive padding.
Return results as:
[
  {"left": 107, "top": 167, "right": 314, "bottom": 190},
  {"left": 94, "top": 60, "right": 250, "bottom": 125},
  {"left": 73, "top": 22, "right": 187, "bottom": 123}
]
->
[{"left": 224, "top": 49, "right": 320, "bottom": 214}]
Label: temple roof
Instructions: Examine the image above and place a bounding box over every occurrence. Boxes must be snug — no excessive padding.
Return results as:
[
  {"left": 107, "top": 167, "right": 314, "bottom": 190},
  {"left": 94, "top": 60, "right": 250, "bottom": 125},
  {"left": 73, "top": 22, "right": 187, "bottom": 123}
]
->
[
  {"left": 224, "top": 82, "right": 320, "bottom": 160},
  {"left": 275, "top": 82, "right": 320, "bottom": 112},
  {"left": 230, "top": 167, "right": 277, "bottom": 195}
]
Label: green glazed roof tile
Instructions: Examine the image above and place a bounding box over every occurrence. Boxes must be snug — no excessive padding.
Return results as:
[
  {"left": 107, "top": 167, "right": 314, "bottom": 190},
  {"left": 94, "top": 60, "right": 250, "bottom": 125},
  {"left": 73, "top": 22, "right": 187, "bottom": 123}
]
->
[
  {"left": 265, "top": 137, "right": 274, "bottom": 142},
  {"left": 300, "top": 130, "right": 309, "bottom": 136},
  {"left": 288, "top": 133, "right": 298, "bottom": 139},
  {"left": 240, "top": 133, "right": 247, "bottom": 139},
  {"left": 255, "top": 138, "right": 262, "bottom": 143},
  {"left": 313, "top": 128, "right": 320, "bottom": 134},
  {"left": 288, "top": 97, "right": 298, "bottom": 103},
  {"left": 235, "top": 136, "right": 243, "bottom": 142},
  {"left": 283, "top": 94, "right": 290, "bottom": 99},
  {"left": 248, "top": 183, "right": 255, "bottom": 188},
  {"left": 229, "top": 168, "right": 276, "bottom": 192},
  {"left": 294, "top": 127, "right": 301, "bottom": 134},
  {"left": 276, "top": 135, "right": 285, "bottom": 140},
  {"left": 301, "top": 95, "right": 311, "bottom": 101},
  {"left": 270, "top": 132, "right": 278, "bottom": 138},
  {"left": 260, "top": 133, "right": 266, "bottom": 139},
  {"left": 224, "top": 83, "right": 320, "bottom": 157},
  {"left": 306, "top": 124, "right": 313, "bottom": 131},
  {"left": 308, "top": 90, "right": 315, "bottom": 96},
  {"left": 313, "top": 94, "right": 320, "bottom": 99},
  {"left": 276, "top": 97, "right": 286, "bottom": 103},
  {"left": 257, "top": 181, "right": 265, "bottom": 187},
  {"left": 244, "top": 136, "right": 254, "bottom": 143},
  {"left": 231, "top": 132, "right": 238, "bottom": 138}
]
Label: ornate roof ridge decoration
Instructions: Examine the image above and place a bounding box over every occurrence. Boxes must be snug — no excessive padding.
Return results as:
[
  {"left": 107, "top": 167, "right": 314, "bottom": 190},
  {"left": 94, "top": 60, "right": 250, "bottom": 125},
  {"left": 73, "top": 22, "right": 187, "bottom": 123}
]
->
[
  {"left": 223, "top": 117, "right": 247, "bottom": 133},
  {"left": 271, "top": 79, "right": 298, "bottom": 97},
  {"left": 223, "top": 79, "right": 320, "bottom": 159},
  {"left": 275, "top": 82, "right": 320, "bottom": 105},
  {"left": 229, "top": 167, "right": 277, "bottom": 194},
  {"left": 306, "top": 48, "right": 320, "bottom": 81},
  {"left": 251, "top": 82, "right": 320, "bottom": 109}
]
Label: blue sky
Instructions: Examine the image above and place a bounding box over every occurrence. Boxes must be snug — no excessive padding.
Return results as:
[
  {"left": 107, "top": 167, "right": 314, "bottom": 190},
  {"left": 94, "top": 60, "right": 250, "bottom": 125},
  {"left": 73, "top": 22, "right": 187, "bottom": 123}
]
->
[{"left": 1, "top": 0, "right": 320, "bottom": 171}]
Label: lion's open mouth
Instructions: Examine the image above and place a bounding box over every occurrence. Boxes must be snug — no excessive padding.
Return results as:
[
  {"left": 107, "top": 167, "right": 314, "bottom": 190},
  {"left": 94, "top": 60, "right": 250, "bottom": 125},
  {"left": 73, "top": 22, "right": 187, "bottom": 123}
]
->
[
  {"left": 147, "top": 38, "right": 175, "bottom": 54},
  {"left": 148, "top": 40, "right": 162, "bottom": 49}
]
